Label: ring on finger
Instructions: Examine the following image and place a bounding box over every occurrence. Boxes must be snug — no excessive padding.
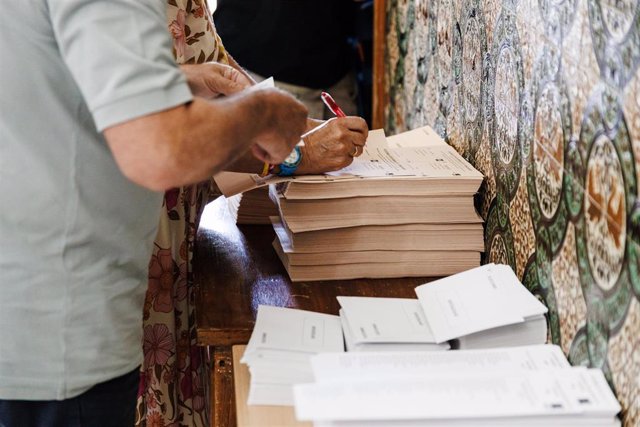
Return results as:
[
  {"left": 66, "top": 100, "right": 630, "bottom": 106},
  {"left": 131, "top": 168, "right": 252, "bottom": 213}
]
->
[{"left": 350, "top": 145, "right": 359, "bottom": 157}]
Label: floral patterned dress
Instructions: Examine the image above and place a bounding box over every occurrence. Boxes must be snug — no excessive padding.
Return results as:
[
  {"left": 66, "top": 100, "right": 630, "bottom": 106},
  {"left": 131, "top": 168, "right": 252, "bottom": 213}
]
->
[{"left": 135, "top": 1, "right": 228, "bottom": 426}]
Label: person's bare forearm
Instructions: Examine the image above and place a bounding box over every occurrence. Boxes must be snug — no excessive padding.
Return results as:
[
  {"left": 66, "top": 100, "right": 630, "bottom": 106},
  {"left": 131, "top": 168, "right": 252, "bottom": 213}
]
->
[
  {"left": 224, "top": 119, "right": 327, "bottom": 174},
  {"left": 164, "top": 94, "right": 269, "bottom": 185},
  {"left": 223, "top": 150, "right": 265, "bottom": 174},
  {"left": 104, "top": 88, "right": 307, "bottom": 191},
  {"left": 306, "top": 117, "right": 324, "bottom": 130},
  {"left": 167, "top": 62, "right": 262, "bottom": 175},
  {"left": 104, "top": 94, "right": 265, "bottom": 190},
  {"left": 180, "top": 63, "right": 252, "bottom": 99}
]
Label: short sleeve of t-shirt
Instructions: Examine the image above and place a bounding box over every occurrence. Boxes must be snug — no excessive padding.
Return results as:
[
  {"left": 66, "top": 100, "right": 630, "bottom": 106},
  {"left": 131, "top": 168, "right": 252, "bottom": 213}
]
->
[{"left": 47, "top": 0, "right": 192, "bottom": 131}]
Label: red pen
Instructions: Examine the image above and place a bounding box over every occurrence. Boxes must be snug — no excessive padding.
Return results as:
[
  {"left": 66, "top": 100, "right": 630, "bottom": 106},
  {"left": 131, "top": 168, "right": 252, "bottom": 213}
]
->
[{"left": 321, "top": 91, "right": 346, "bottom": 118}]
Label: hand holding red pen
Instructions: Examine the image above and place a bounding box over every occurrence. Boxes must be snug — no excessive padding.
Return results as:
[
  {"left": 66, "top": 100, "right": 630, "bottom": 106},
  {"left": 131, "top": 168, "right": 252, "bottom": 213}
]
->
[
  {"left": 292, "top": 92, "right": 368, "bottom": 174},
  {"left": 318, "top": 91, "right": 365, "bottom": 158}
]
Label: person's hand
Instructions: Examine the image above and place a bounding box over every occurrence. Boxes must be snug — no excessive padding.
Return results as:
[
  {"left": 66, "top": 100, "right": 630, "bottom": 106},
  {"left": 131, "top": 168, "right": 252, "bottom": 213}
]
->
[
  {"left": 296, "top": 117, "right": 369, "bottom": 174},
  {"left": 250, "top": 88, "right": 309, "bottom": 165},
  {"left": 180, "top": 62, "right": 252, "bottom": 99}
]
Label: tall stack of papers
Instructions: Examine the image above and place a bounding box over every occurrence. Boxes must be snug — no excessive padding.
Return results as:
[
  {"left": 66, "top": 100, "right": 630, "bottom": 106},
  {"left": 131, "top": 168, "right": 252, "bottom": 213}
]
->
[
  {"left": 269, "top": 126, "right": 485, "bottom": 281},
  {"left": 293, "top": 345, "right": 621, "bottom": 426},
  {"left": 240, "top": 305, "right": 344, "bottom": 406},
  {"left": 226, "top": 187, "right": 279, "bottom": 224},
  {"left": 214, "top": 126, "right": 484, "bottom": 281},
  {"left": 338, "top": 264, "right": 548, "bottom": 350}
]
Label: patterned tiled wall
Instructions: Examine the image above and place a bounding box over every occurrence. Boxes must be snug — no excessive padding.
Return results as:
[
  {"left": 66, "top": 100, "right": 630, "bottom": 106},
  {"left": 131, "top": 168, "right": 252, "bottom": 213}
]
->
[{"left": 383, "top": 0, "right": 639, "bottom": 424}]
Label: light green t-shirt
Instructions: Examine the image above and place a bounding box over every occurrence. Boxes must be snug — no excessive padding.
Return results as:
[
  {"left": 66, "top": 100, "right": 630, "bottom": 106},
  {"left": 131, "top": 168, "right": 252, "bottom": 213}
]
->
[{"left": 0, "top": 0, "right": 193, "bottom": 400}]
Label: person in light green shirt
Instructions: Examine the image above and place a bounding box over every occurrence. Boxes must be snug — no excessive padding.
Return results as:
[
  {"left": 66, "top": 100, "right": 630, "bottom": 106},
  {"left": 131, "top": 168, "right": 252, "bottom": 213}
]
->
[{"left": 0, "top": 0, "right": 308, "bottom": 425}]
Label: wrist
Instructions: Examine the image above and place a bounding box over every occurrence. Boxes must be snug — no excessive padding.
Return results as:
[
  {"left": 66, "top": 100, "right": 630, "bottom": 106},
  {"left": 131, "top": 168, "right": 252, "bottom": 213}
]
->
[
  {"left": 277, "top": 146, "right": 303, "bottom": 176},
  {"left": 294, "top": 145, "right": 310, "bottom": 175},
  {"left": 306, "top": 118, "right": 324, "bottom": 132}
]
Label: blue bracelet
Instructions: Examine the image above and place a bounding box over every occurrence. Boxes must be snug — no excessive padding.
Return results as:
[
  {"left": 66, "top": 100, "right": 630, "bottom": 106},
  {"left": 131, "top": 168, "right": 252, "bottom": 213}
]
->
[{"left": 277, "top": 146, "right": 302, "bottom": 176}]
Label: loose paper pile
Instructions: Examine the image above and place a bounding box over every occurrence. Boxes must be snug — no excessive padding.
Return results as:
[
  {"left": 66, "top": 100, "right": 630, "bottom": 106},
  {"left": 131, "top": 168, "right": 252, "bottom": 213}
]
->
[
  {"left": 240, "top": 264, "right": 621, "bottom": 426},
  {"left": 240, "top": 306, "right": 344, "bottom": 406},
  {"left": 294, "top": 346, "right": 621, "bottom": 426},
  {"left": 338, "top": 263, "right": 548, "bottom": 351}
]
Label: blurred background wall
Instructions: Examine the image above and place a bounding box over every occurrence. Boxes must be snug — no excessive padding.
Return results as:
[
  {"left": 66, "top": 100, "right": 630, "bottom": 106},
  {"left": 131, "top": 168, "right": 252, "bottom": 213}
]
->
[{"left": 380, "top": 0, "right": 639, "bottom": 425}]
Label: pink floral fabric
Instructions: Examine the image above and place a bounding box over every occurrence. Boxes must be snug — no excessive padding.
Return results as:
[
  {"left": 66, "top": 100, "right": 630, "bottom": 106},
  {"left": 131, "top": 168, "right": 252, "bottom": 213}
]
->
[
  {"left": 135, "top": 1, "right": 229, "bottom": 426},
  {"left": 166, "top": 0, "right": 228, "bottom": 65}
]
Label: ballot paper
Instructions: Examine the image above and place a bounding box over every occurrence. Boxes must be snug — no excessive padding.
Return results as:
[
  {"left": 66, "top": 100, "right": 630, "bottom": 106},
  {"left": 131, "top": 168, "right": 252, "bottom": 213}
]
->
[
  {"left": 414, "top": 263, "right": 548, "bottom": 343},
  {"left": 386, "top": 125, "right": 446, "bottom": 148},
  {"left": 242, "top": 305, "right": 344, "bottom": 363},
  {"left": 247, "top": 76, "right": 275, "bottom": 91},
  {"left": 309, "top": 344, "right": 571, "bottom": 383},
  {"left": 335, "top": 264, "right": 547, "bottom": 349},
  {"left": 241, "top": 305, "right": 344, "bottom": 406},
  {"left": 337, "top": 297, "right": 436, "bottom": 343},
  {"left": 313, "top": 415, "right": 622, "bottom": 426},
  {"left": 295, "top": 342, "right": 620, "bottom": 426},
  {"left": 325, "top": 125, "right": 478, "bottom": 179},
  {"left": 293, "top": 368, "right": 621, "bottom": 423},
  {"left": 337, "top": 297, "right": 449, "bottom": 352},
  {"left": 326, "top": 144, "right": 479, "bottom": 178}
]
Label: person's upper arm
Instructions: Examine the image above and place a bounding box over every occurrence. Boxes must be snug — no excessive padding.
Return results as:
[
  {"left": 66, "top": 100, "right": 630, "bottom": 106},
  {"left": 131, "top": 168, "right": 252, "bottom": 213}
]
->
[{"left": 47, "top": 0, "right": 192, "bottom": 132}]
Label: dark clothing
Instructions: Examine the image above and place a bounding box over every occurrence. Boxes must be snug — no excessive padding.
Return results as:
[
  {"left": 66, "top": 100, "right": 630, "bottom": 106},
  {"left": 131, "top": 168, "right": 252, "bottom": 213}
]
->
[
  {"left": 0, "top": 367, "right": 139, "bottom": 427},
  {"left": 214, "top": 0, "right": 355, "bottom": 89}
]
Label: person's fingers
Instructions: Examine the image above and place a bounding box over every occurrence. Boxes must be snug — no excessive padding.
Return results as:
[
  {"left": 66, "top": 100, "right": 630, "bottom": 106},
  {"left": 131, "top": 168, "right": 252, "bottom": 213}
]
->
[
  {"left": 181, "top": 63, "right": 252, "bottom": 98},
  {"left": 209, "top": 78, "right": 245, "bottom": 96},
  {"left": 328, "top": 118, "right": 367, "bottom": 147},
  {"left": 251, "top": 90, "right": 308, "bottom": 164},
  {"left": 339, "top": 116, "right": 369, "bottom": 133},
  {"left": 352, "top": 136, "right": 367, "bottom": 147},
  {"left": 221, "top": 65, "right": 252, "bottom": 90},
  {"left": 339, "top": 131, "right": 366, "bottom": 148},
  {"left": 304, "top": 117, "right": 368, "bottom": 151},
  {"left": 281, "top": 111, "right": 369, "bottom": 172},
  {"left": 297, "top": 134, "right": 359, "bottom": 173},
  {"left": 349, "top": 145, "right": 363, "bottom": 157},
  {"left": 205, "top": 64, "right": 251, "bottom": 96}
]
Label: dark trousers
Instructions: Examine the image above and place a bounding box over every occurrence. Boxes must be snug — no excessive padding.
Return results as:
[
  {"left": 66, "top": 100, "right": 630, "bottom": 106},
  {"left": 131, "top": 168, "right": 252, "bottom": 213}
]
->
[{"left": 0, "top": 367, "right": 139, "bottom": 427}]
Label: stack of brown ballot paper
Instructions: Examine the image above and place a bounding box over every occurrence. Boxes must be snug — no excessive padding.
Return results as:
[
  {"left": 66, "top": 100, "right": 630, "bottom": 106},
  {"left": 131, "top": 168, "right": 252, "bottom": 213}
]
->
[
  {"left": 225, "top": 187, "right": 278, "bottom": 225},
  {"left": 268, "top": 126, "right": 485, "bottom": 281}
]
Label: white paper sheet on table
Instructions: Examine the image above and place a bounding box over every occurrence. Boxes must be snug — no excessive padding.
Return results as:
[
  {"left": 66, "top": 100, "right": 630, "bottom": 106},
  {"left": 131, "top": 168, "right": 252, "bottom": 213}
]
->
[
  {"left": 414, "top": 263, "right": 548, "bottom": 343},
  {"left": 309, "top": 344, "right": 571, "bottom": 382},
  {"left": 337, "top": 296, "right": 437, "bottom": 344},
  {"left": 293, "top": 369, "right": 620, "bottom": 422},
  {"left": 241, "top": 305, "right": 344, "bottom": 364}
]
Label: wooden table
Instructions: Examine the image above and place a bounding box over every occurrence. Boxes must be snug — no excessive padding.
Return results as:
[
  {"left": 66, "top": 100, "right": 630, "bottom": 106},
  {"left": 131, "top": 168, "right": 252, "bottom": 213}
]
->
[{"left": 194, "top": 198, "right": 439, "bottom": 427}]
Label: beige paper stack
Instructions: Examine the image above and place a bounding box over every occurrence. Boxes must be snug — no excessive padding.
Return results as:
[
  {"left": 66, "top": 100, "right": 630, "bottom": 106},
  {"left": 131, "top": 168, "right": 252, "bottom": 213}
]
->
[
  {"left": 214, "top": 126, "right": 485, "bottom": 281},
  {"left": 265, "top": 126, "right": 485, "bottom": 281},
  {"left": 226, "top": 187, "right": 278, "bottom": 225}
]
